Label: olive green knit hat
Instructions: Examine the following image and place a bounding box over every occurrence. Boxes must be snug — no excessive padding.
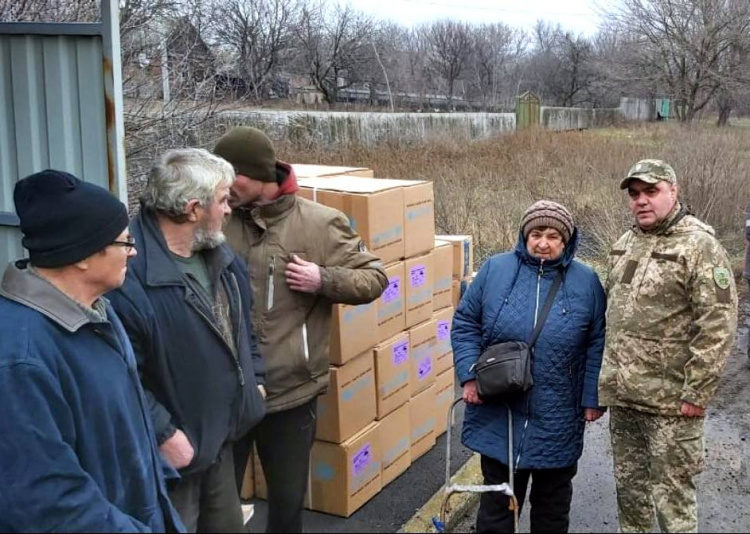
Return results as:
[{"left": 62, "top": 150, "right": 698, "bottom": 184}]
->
[{"left": 213, "top": 126, "right": 277, "bottom": 183}]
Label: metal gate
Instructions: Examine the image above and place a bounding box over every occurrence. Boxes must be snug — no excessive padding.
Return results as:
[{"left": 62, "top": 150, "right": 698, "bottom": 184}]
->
[
  {"left": 0, "top": 0, "right": 126, "bottom": 276},
  {"left": 515, "top": 91, "right": 540, "bottom": 129}
]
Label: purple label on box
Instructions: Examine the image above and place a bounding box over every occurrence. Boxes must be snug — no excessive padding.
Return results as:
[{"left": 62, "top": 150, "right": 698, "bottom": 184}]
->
[
  {"left": 352, "top": 444, "right": 372, "bottom": 476},
  {"left": 382, "top": 276, "right": 401, "bottom": 304},
  {"left": 418, "top": 357, "right": 433, "bottom": 380},
  {"left": 437, "top": 321, "right": 450, "bottom": 341},
  {"left": 393, "top": 341, "right": 409, "bottom": 365},
  {"left": 410, "top": 265, "right": 427, "bottom": 288}
]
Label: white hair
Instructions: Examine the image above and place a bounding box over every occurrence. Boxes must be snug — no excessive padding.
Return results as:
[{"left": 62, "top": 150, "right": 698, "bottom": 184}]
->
[{"left": 142, "top": 148, "right": 234, "bottom": 219}]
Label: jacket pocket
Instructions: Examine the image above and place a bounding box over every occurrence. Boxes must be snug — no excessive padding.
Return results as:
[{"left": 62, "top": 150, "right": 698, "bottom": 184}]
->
[{"left": 616, "top": 334, "right": 682, "bottom": 409}]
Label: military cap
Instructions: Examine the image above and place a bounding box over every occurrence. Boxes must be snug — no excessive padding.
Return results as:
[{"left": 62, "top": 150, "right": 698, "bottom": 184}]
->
[{"left": 620, "top": 159, "right": 677, "bottom": 189}]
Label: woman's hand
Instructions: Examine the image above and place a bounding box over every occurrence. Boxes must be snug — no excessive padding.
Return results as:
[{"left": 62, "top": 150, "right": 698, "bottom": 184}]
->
[
  {"left": 585, "top": 408, "right": 604, "bottom": 422},
  {"left": 463, "top": 380, "right": 483, "bottom": 405}
]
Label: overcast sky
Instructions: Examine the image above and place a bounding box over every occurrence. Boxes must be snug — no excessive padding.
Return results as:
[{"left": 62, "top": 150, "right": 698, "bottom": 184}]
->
[{"left": 344, "top": 0, "right": 606, "bottom": 36}]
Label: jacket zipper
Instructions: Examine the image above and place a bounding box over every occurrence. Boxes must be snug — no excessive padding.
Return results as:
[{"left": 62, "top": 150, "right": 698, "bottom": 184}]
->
[
  {"left": 515, "top": 260, "right": 544, "bottom": 471},
  {"left": 187, "top": 286, "right": 245, "bottom": 387},
  {"left": 302, "top": 322, "right": 310, "bottom": 362},
  {"left": 229, "top": 273, "right": 246, "bottom": 386},
  {"left": 267, "top": 255, "right": 276, "bottom": 311}
]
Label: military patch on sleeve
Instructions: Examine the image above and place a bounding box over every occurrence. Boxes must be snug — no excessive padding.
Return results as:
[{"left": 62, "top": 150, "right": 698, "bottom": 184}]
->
[
  {"left": 358, "top": 240, "right": 368, "bottom": 253},
  {"left": 713, "top": 267, "right": 731, "bottom": 290}
]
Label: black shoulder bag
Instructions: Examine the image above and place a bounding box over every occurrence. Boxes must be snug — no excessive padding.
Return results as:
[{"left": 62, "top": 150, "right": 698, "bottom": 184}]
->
[{"left": 472, "top": 270, "right": 563, "bottom": 401}]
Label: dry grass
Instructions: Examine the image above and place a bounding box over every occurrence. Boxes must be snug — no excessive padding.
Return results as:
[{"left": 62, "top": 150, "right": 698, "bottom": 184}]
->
[
  {"left": 126, "top": 120, "right": 750, "bottom": 269},
  {"left": 270, "top": 123, "right": 750, "bottom": 267}
]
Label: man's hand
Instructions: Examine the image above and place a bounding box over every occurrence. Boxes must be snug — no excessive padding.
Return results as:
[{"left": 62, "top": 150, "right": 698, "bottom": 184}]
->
[
  {"left": 680, "top": 401, "right": 705, "bottom": 417},
  {"left": 258, "top": 385, "right": 267, "bottom": 399},
  {"left": 585, "top": 408, "right": 605, "bottom": 422},
  {"left": 462, "top": 380, "right": 483, "bottom": 405},
  {"left": 159, "top": 429, "right": 194, "bottom": 470},
  {"left": 285, "top": 255, "right": 322, "bottom": 293}
]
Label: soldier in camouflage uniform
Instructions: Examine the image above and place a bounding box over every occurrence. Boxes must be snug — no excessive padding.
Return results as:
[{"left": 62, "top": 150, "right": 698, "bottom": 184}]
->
[{"left": 599, "top": 159, "right": 738, "bottom": 533}]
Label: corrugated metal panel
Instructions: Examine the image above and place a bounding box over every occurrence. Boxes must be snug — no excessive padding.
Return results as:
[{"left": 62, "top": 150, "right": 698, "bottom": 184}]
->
[
  {"left": 0, "top": 27, "right": 113, "bottom": 276},
  {"left": 1, "top": 33, "right": 108, "bottom": 187}
]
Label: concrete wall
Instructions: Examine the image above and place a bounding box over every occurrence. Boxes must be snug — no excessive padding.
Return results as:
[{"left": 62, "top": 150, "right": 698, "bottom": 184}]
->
[
  {"left": 619, "top": 97, "right": 654, "bottom": 122},
  {"left": 540, "top": 107, "right": 621, "bottom": 131},
  {"left": 213, "top": 110, "right": 516, "bottom": 146}
]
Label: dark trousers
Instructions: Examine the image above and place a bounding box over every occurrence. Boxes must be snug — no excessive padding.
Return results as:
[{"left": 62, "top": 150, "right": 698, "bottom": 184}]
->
[
  {"left": 234, "top": 398, "right": 318, "bottom": 534},
  {"left": 476, "top": 455, "right": 578, "bottom": 534},
  {"left": 168, "top": 442, "right": 245, "bottom": 533}
]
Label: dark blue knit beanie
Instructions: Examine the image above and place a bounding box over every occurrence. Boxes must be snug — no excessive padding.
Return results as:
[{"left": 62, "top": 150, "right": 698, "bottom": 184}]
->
[{"left": 14, "top": 169, "right": 129, "bottom": 268}]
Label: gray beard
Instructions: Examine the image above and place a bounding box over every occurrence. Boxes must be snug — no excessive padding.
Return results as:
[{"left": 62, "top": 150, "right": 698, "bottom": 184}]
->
[{"left": 192, "top": 228, "right": 226, "bottom": 251}]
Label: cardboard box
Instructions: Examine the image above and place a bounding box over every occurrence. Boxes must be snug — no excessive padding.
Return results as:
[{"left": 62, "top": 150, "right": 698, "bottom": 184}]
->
[
  {"left": 404, "top": 252, "right": 434, "bottom": 329},
  {"left": 452, "top": 279, "right": 462, "bottom": 309},
  {"left": 317, "top": 352, "right": 377, "bottom": 443},
  {"left": 433, "top": 307, "right": 454, "bottom": 376},
  {"left": 253, "top": 446, "right": 266, "bottom": 499},
  {"left": 435, "top": 368, "right": 456, "bottom": 437},
  {"left": 299, "top": 177, "right": 405, "bottom": 263},
  {"left": 378, "top": 403, "right": 411, "bottom": 486},
  {"left": 374, "top": 333, "right": 411, "bottom": 419},
  {"left": 293, "top": 164, "right": 374, "bottom": 178},
  {"left": 436, "top": 235, "right": 473, "bottom": 280},
  {"left": 409, "top": 319, "right": 437, "bottom": 397},
  {"left": 433, "top": 241, "right": 453, "bottom": 311},
  {"left": 403, "top": 181, "right": 435, "bottom": 258},
  {"left": 377, "top": 262, "right": 406, "bottom": 343},
  {"left": 330, "top": 302, "right": 378, "bottom": 365},
  {"left": 409, "top": 385, "right": 436, "bottom": 461},
  {"left": 309, "top": 422, "right": 382, "bottom": 517},
  {"left": 240, "top": 450, "right": 255, "bottom": 500}
]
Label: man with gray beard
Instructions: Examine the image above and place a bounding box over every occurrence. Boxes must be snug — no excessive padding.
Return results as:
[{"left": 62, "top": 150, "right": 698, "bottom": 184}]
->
[{"left": 108, "top": 148, "right": 266, "bottom": 532}]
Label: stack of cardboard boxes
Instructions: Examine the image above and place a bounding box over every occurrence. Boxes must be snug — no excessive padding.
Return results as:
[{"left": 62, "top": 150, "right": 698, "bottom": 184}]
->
[{"left": 241, "top": 165, "right": 474, "bottom": 518}]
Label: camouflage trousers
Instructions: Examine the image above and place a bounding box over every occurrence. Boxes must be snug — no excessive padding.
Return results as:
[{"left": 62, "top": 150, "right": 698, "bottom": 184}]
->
[{"left": 609, "top": 407, "right": 705, "bottom": 533}]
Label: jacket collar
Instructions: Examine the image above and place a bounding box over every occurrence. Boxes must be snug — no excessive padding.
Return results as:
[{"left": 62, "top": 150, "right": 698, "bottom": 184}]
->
[
  {"left": 0, "top": 260, "right": 104, "bottom": 333},
  {"left": 235, "top": 193, "right": 297, "bottom": 231},
  {"left": 233, "top": 162, "right": 300, "bottom": 229},
  {"left": 134, "top": 207, "right": 235, "bottom": 288}
]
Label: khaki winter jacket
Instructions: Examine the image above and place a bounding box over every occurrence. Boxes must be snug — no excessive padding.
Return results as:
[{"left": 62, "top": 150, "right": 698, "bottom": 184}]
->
[
  {"left": 226, "top": 193, "right": 388, "bottom": 412},
  {"left": 599, "top": 207, "right": 738, "bottom": 415}
]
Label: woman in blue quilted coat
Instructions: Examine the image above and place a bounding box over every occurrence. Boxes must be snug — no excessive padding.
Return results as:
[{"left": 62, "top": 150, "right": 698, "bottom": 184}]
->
[{"left": 452, "top": 200, "right": 606, "bottom": 533}]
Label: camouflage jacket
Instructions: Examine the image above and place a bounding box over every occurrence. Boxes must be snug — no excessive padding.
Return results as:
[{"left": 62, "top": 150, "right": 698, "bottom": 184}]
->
[{"left": 599, "top": 207, "right": 738, "bottom": 415}]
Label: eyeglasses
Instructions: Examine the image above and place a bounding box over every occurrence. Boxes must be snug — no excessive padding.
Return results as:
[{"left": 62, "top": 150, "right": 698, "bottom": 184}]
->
[{"left": 111, "top": 238, "right": 136, "bottom": 253}]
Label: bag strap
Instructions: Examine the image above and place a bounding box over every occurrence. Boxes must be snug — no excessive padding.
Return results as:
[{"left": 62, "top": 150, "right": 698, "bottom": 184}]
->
[{"left": 528, "top": 270, "right": 563, "bottom": 349}]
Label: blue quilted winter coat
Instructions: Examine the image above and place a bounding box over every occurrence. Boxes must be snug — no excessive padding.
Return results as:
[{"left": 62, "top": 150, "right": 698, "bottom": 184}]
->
[{"left": 452, "top": 230, "right": 605, "bottom": 469}]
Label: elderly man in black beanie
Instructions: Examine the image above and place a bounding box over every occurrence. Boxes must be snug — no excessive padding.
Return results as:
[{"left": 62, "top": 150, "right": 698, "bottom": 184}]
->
[
  {"left": 0, "top": 170, "right": 184, "bottom": 532},
  {"left": 214, "top": 127, "right": 388, "bottom": 533}
]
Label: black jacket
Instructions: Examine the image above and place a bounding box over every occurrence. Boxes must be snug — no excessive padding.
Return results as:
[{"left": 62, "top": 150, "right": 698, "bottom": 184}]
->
[{"left": 108, "top": 209, "right": 266, "bottom": 476}]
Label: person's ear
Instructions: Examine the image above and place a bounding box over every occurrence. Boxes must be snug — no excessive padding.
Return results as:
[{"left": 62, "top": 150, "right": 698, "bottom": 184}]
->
[{"left": 185, "top": 199, "right": 202, "bottom": 222}]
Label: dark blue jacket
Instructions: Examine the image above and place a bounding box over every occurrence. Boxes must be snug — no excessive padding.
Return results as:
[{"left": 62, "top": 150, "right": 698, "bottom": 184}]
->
[
  {"left": 0, "top": 261, "right": 184, "bottom": 532},
  {"left": 452, "top": 230, "right": 606, "bottom": 469},
  {"left": 107, "top": 209, "right": 266, "bottom": 476}
]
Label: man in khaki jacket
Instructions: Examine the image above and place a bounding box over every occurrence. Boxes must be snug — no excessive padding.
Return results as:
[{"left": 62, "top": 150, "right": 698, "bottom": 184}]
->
[
  {"left": 600, "top": 159, "right": 738, "bottom": 533},
  {"left": 214, "top": 127, "right": 388, "bottom": 533}
]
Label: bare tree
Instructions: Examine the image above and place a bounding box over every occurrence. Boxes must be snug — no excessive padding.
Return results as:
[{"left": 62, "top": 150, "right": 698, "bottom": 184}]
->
[
  {"left": 424, "top": 20, "right": 473, "bottom": 107},
  {"left": 606, "top": 0, "right": 750, "bottom": 122},
  {"left": 469, "top": 23, "right": 526, "bottom": 108},
  {"left": 292, "top": 1, "right": 374, "bottom": 107},
  {"left": 210, "top": 0, "right": 298, "bottom": 101},
  {"left": 0, "top": 0, "right": 98, "bottom": 22}
]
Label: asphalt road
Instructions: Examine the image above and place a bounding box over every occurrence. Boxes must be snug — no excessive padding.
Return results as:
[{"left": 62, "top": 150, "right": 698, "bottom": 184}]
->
[{"left": 245, "top": 388, "right": 472, "bottom": 533}]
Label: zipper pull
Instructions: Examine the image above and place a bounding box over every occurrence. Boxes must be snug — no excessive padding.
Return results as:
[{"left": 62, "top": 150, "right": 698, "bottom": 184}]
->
[
  {"left": 237, "top": 364, "right": 245, "bottom": 386},
  {"left": 267, "top": 255, "right": 276, "bottom": 311}
]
